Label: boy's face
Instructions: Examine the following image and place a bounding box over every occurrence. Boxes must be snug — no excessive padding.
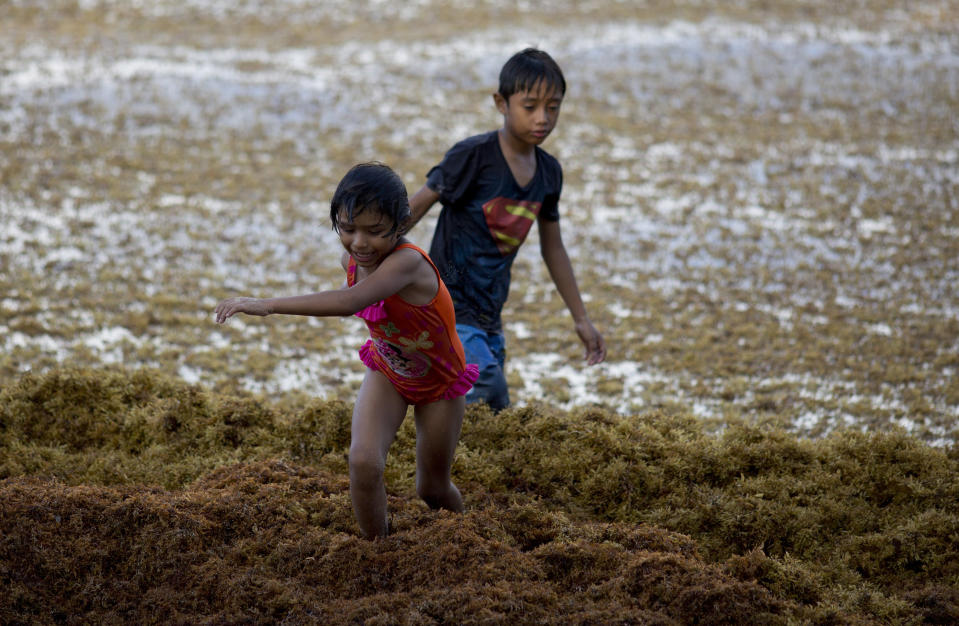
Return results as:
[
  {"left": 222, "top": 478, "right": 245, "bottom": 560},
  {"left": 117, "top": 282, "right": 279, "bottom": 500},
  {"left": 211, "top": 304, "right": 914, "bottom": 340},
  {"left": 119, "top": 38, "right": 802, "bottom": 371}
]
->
[
  {"left": 336, "top": 207, "right": 399, "bottom": 269},
  {"left": 495, "top": 80, "right": 563, "bottom": 147}
]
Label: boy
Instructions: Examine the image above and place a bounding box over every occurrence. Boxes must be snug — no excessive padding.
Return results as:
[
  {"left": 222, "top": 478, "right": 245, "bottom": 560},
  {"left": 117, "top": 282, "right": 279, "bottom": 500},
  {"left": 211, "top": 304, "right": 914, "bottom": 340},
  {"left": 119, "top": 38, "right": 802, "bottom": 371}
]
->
[{"left": 408, "top": 48, "right": 606, "bottom": 412}]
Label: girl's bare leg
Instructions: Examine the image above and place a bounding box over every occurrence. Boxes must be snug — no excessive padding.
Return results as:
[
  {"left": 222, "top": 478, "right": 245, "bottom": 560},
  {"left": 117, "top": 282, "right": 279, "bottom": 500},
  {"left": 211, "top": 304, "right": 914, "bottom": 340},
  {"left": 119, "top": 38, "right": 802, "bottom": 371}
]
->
[
  {"left": 349, "top": 369, "right": 408, "bottom": 539},
  {"left": 412, "top": 396, "right": 465, "bottom": 513}
]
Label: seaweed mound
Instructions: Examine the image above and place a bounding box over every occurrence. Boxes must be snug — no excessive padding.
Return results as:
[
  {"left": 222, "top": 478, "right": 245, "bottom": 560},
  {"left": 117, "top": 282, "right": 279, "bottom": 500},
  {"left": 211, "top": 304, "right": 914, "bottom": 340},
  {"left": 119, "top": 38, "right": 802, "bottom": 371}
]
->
[
  {"left": 2, "top": 368, "right": 958, "bottom": 623},
  {"left": 2, "top": 461, "right": 789, "bottom": 624}
]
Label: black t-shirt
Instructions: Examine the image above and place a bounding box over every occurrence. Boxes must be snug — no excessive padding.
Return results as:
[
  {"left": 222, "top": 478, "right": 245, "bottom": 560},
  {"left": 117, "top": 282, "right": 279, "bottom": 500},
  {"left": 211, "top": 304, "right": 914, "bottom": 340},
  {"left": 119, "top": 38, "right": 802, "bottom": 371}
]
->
[{"left": 426, "top": 131, "right": 562, "bottom": 332}]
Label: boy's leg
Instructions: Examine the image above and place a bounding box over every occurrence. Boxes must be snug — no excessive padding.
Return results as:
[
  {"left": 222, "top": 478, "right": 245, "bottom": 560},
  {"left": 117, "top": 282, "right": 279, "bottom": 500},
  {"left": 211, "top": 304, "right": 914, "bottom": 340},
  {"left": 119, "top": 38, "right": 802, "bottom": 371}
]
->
[
  {"left": 349, "top": 369, "right": 409, "bottom": 538},
  {"left": 457, "top": 323, "right": 510, "bottom": 411},
  {"left": 412, "top": 396, "right": 465, "bottom": 513}
]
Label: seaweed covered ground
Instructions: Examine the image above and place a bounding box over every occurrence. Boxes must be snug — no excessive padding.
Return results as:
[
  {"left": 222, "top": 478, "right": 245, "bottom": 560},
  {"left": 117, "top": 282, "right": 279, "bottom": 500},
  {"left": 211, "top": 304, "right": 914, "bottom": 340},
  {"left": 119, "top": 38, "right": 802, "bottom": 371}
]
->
[
  {"left": 2, "top": 368, "right": 959, "bottom": 623},
  {"left": 2, "top": 0, "right": 959, "bottom": 623}
]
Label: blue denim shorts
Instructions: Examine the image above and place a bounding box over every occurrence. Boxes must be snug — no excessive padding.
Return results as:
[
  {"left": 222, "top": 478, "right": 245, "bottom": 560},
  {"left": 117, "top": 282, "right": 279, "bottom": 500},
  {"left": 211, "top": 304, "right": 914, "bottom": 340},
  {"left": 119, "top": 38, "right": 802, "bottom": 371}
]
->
[{"left": 456, "top": 324, "right": 510, "bottom": 411}]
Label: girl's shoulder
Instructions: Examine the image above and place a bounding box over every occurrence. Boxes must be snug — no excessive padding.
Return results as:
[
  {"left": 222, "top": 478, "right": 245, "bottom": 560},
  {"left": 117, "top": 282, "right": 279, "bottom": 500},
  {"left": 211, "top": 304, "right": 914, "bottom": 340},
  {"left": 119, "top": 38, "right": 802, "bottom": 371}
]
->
[
  {"left": 389, "top": 243, "right": 433, "bottom": 278},
  {"left": 393, "top": 240, "right": 429, "bottom": 259},
  {"left": 374, "top": 241, "right": 430, "bottom": 278},
  {"left": 387, "top": 242, "right": 439, "bottom": 305}
]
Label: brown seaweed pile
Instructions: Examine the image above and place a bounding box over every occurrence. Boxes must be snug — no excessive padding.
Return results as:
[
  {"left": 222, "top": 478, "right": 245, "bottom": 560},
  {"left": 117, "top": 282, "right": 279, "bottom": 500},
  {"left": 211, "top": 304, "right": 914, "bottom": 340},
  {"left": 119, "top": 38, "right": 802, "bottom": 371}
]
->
[
  {"left": 2, "top": 368, "right": 957, "bottom": 623},
  {"left": 2, "top": 464, "right": 789, "bottom": 624},
  {"left": 3, "top": 1, "right": 958, "bottom": 622}
]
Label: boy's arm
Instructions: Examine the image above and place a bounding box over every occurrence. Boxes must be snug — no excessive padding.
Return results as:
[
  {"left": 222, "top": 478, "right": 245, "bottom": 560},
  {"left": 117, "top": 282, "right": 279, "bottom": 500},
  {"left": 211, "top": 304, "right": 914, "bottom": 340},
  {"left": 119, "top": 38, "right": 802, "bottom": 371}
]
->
[
  {"left": 538, "top": 218, "right": 607, "bottom": 365},
  {"left": 405, "top": 185, "right": 440, "bottom": 233}
]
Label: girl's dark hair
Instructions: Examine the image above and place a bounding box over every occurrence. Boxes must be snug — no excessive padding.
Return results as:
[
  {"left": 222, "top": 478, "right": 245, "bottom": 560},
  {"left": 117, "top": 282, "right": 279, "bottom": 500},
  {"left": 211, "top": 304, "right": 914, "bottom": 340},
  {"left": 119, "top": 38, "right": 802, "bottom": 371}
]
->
[
  {"left": 330, "top": 162, "right": 410, "bottom": 236},
  {"left": 498, "top": 48, "right": 566, "bottom": 100}
]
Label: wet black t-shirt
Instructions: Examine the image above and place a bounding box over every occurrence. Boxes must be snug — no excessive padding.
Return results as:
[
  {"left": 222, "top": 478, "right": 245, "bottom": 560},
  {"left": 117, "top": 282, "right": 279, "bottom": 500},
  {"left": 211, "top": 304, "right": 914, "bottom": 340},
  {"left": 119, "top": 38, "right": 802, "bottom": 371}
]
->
[{"left": 426, "top": 131, "right": 562, "bottom": 332}]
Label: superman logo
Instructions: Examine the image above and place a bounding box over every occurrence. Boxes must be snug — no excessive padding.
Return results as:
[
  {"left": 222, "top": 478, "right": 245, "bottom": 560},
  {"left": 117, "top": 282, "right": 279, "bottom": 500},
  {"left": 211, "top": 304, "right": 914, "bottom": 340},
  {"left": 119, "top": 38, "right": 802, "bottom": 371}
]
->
[{"left": 482, "top": 197, "right": 541, "bottom": 256}]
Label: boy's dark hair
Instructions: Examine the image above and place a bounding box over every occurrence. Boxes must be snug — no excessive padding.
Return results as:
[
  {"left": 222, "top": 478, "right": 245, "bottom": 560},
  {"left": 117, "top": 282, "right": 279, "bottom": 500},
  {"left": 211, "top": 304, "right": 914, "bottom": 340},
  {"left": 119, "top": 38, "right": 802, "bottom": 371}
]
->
[
  {"left": 330, "top": 162, "right": 410, "bottom": 236},
  {"left": 498, "top": 48, "right": 566, "bottom": 100}
]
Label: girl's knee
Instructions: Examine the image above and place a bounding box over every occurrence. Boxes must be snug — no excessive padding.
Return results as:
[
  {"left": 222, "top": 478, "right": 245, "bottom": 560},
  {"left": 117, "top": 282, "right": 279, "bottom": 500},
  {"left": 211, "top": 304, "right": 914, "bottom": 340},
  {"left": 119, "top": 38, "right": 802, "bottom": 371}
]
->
[{"left": 349, "top": 448, "right": 384, "bottom": 488}]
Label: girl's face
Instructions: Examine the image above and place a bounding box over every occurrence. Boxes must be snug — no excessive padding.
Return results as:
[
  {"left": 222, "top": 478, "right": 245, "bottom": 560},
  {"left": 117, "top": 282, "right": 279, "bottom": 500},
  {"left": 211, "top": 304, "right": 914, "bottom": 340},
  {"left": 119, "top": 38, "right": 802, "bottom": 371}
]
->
[{"left": 336, "top": 207, "right": 399, "bottom": 269}]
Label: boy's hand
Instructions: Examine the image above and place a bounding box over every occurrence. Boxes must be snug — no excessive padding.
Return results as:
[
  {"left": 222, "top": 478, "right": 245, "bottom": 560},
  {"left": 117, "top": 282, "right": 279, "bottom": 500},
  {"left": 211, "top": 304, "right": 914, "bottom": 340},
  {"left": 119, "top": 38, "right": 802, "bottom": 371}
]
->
[
  {"left": 214, "top": 297, "right": 270, "bottom": 324},
  {"left": 575, "top": 319, "right": 607, "bottom": 365}
]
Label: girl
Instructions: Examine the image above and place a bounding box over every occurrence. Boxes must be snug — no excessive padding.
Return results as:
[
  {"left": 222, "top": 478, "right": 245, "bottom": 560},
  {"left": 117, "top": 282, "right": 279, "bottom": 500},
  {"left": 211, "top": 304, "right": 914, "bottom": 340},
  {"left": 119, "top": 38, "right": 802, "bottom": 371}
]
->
[{"left": 215, "top": 162, "right": 479, "bottom": 539}]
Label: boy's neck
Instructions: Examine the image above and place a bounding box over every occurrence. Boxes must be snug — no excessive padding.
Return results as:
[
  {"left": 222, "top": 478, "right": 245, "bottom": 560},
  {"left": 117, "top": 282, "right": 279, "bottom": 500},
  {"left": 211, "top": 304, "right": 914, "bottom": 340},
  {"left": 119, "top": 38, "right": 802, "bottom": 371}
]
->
[
  {"left": 497, "top": 129, "right": 538, "bottom": 188},
  {"left": 497, "top": 127, "right": 536, "bottom": 158}
]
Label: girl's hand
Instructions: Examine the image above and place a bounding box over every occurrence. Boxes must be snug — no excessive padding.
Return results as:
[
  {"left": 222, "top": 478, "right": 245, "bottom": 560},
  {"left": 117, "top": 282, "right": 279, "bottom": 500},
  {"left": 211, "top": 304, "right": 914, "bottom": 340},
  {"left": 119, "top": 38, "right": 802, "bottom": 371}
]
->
[{"left": 214, "top": 297, "right": 271, "bottom": 323}]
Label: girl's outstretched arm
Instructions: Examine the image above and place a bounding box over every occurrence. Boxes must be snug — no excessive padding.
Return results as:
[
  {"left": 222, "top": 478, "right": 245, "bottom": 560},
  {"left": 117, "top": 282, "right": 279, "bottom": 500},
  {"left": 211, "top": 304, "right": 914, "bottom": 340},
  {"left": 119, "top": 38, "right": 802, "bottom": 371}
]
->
[{"left": 215, "top": 246, "right": 426, "bottom": 324}]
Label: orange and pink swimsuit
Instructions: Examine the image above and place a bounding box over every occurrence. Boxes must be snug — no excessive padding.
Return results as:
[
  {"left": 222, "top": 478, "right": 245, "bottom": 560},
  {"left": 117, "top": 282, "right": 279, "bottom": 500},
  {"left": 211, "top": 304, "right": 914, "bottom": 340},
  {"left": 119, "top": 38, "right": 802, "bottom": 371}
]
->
[{"left": 347, "top": 243, "right": 479, "bottom": 405}]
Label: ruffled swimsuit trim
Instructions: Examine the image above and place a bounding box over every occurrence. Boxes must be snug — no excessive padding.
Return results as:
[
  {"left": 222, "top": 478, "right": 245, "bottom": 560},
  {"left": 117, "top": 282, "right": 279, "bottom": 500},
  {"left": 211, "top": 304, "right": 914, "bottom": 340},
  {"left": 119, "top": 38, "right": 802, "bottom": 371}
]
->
[
  {"left": 359, "top": 340, "right": 479, "bottom": 400},
  {"left": 355, "top": 300, "right": 387, "bottom": 322}
]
